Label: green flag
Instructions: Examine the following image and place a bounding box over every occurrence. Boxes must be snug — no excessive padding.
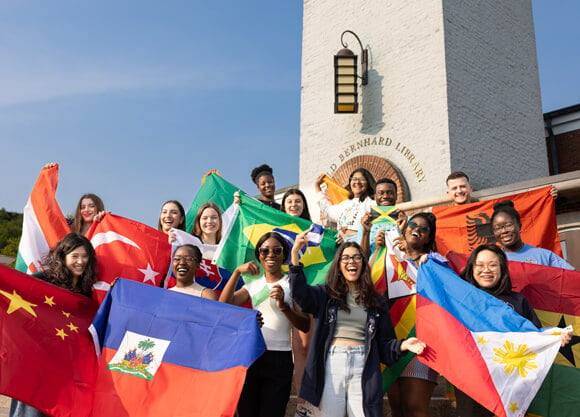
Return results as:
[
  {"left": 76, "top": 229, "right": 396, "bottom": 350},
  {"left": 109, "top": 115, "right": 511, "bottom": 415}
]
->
[
  {"left": 215, "top": 193, "right": 338, "bottom": 286},
  {"left": 185, "top": 173, "right": 246, "bottom": 232}
]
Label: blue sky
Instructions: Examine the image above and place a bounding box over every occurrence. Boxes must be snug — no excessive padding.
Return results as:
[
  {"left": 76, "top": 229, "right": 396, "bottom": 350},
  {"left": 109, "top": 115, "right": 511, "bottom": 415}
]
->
[{"left": 1, "top": 1, "right": 579, "bottom": 227}]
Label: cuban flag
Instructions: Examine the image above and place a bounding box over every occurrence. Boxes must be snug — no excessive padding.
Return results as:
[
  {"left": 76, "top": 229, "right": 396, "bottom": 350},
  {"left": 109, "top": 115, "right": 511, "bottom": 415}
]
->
[
  {"left": 89, "top": 279, "right": 266, "bottom": 417},
  {"left": 416, "top": 257, "right": 564, "bottom": 417}
]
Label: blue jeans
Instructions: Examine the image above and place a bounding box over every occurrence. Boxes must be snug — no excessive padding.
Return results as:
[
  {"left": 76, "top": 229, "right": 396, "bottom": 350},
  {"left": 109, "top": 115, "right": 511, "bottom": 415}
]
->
[{"left": 317, "top": 345, "right": 365, "bottom": 417}]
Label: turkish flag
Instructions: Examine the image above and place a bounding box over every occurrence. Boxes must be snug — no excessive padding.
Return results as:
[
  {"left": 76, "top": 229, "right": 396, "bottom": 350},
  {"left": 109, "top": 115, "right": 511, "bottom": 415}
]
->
[
  {"left": 0, "top": 264, "right": 99, "bottom": 417},
  {"left": 86, "top": 214, "right": 171, "bottom": 302}
]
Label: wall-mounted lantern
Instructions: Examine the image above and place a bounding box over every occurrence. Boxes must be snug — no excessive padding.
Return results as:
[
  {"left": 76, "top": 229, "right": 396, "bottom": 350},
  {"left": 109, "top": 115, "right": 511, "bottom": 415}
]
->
[{"left": 334, "top": 30, "right": 368, "bottom": 114}]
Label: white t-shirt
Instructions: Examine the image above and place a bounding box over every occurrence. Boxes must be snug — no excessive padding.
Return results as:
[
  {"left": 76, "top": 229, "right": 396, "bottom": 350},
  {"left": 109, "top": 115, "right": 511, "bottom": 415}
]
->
[{"left": 243, "top": 274, "right": 293, "bottom": 351}]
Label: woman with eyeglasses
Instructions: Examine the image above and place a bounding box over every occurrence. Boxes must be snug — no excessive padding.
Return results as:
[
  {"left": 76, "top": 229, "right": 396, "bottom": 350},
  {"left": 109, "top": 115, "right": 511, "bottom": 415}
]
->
[
  {"left": 314, "top": 168, "right": 376, "bottom": 242},
  {"left": 288, "top": 229, "right": 426, "bottom": 417},
  {"left": 219, "top": 232, "right": 310, "bottom": 417},
  {"left": 491, "top": 201, "right": 574, "bottom": 269},
  {"left": 168, "top": 244, "right": 218, "bottom": 300},
  {"left": 456, "top": 244, "right": 572, "bottom": 417},
  {"left": 386, "top": 212, "right": 441, "bottom": 417}
]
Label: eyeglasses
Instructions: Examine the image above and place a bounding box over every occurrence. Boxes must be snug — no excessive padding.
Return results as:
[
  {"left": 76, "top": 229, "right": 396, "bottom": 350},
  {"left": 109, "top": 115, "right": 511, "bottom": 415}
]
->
[
  {"left": 408, "top": 221, "right": 429, "bottom": 234},
  {"left": 493, "top": 223, "right": 515, "bottom": 233},
  {"left": 350, "top": 176, "right": 367, "bottom": 183},
  {"left": 259, "top": 247, "right": 284, "bottom": 256},
  {"left": 172, "top": 256, "right": 199, "bottom": 264},
  {"left": 340, "top": 254, "right": 363, "bottom": 263}
]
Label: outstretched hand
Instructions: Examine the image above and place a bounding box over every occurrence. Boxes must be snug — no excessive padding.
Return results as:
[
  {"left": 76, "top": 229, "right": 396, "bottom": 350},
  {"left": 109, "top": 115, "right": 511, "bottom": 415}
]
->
[{"left": 401, "top": 337, "right": 426, "bottom": 355}]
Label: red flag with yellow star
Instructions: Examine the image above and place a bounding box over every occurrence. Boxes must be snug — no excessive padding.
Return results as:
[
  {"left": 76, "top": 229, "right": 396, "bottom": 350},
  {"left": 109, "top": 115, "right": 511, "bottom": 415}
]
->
[{"left": 0, "top": 264, "right": 99, "bottom": 417}]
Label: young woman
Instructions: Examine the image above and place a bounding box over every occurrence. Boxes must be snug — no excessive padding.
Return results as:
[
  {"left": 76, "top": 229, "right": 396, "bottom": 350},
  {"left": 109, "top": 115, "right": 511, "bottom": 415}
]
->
[
  {"left": 157, "top": 200, "right": 186, "bottom": 236},
  {"left": 315, "top": 168, "right": 375, "bottom": 241},
  {"left": 388, "top": 212, "right": 440, "bottom": 417},
  {"left": 251, "top": 164, "right": 281, "bottom": 210},
  {"left": 71, "top": 193, "right": 106, "bottom": 236},
  {"left": 458, "top": 244, "right": 572, "bottom": 417},
  {"left": 191, "top": 202, "right": 222, "bottom": 245},
  {"left": 10, "top": 233, "right": 97, "bottom": 417},
  {"left": 289, "top": 230, "right": 425, "bottom": 417},
  {"left": 281, "top": 188, "right": 312, "bottom": 221},
  {"left": 169, "top": 244, "right": 218, "bottom": 300},
  {"left": 219, "top": 232, "right": 310, "bottom": 417},
  {"left": 491, "top": 200, "right": 574, "bottom": 269},
  {"left": 280, "top": 188, "right": 314, "bottom": 416}
]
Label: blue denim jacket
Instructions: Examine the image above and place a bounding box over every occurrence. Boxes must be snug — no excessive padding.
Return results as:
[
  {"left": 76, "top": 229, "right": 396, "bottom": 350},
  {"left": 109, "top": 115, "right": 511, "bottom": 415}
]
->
[{"left": 289, "top": 264, "right": 403, "bottom": 417}]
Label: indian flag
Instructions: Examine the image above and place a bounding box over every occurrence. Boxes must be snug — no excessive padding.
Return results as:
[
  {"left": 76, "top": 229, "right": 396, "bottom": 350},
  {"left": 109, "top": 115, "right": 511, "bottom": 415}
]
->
[{"left": 15, "top": 164, "right": 69, "bottom": 273}]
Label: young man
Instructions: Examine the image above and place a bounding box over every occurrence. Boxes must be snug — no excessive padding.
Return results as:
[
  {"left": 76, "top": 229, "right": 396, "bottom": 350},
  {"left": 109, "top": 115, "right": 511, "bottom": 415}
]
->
[
  {"left": 446, "top": 171, "right": 474, "bottom": 205},
  {"left": 359, "top": 178, "right": 403, "bottom": 256}
]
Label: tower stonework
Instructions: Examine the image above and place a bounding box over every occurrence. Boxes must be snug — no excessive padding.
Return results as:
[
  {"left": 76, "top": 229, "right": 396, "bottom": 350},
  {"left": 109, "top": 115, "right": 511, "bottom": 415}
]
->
[{"left": 299, "top": 0, "right": 547, "bottom": 218}]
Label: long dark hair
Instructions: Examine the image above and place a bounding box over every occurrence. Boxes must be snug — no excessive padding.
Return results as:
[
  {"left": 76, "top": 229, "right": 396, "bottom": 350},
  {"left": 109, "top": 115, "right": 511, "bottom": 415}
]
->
[
  {"left": 326, "top": 242, "right": 380, "bottom": 312},
  {"left": 281, "top": 189, "right": 312, "bottom": 221},
  {"left": 157, "top": 200, "right": 186, "bottom": 232},
  {"left": 461, "top": 244, "right": 512, "bottom": 296},
  {"left": 403, "top": 212, "right": 437, "bottom": 253},
  {"left": 41, "top": 233, "right": 96, "bottom": 297},
  {"left": 345, "top": 168, "right": 375, "bottom": 200},
  {"left": 192, "top": 203, "right": 222, "bottom": 243},
  {"left": 72, "top": 193, "right": 105, "bottom": 234}
]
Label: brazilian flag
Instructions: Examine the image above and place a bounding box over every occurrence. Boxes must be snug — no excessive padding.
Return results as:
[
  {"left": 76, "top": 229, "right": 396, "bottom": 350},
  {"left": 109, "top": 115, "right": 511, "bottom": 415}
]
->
[{"left": 215, "top": 194, "right": 338, "bottom": 286}]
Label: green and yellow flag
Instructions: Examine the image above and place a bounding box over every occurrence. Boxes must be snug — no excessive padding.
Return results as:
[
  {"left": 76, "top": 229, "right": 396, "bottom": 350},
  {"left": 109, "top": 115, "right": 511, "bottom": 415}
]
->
[{"left": 214, "top": 193, "right": 338, "bottom": 287}]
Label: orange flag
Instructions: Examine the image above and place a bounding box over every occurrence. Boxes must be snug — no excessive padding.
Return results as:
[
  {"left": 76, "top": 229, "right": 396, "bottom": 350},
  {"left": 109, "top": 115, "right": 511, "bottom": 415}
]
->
[
  {"left": 321, "top": 174, "right": 350, "bottom": 205},
  {"left": 432, "top": 186, "right": 562, "bottom": 256}
]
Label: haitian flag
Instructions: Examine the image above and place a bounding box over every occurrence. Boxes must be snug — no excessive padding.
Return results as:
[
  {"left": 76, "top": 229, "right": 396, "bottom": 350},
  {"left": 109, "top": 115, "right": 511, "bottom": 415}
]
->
[
  {"left": 0, "top": 264, "right": 98, "bottom": 417},
  {"left": 214, "top": 194, "right": 338, "bottom": 290},
  {"left": 417, "top": 257, "right": 564, "bottom": 417},
  {"left": 432, "top": 186, "right": 562, "bottom": 256},
  {"left": 447, "top": 252, "right": 580, "bottom": 417},
  {"left": 89, "top": 279, "right": 266, "bottom": 417},
  {"left": 16, "top": 164, "right": 69, "bottom": 273},
  {"left": 86, "top": 214, "right": 171, "bottom": 301}
]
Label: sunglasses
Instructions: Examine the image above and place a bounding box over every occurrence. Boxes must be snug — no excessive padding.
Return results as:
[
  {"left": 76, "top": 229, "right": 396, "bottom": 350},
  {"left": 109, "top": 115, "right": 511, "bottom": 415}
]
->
[
  {"left": 408, "top": 221, "right": 430, "bottom": 234},
  {"left": 258, "top": 247, "right": 284, "bottom": 257},
  {"left": 172, "top": 256, "right": 199, "bottom": 264}
]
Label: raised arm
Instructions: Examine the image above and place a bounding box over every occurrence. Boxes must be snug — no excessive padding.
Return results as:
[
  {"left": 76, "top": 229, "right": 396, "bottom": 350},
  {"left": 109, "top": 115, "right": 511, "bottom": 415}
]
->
[{"left": 218, "top": 261, "right": 259, "bottom": 305}]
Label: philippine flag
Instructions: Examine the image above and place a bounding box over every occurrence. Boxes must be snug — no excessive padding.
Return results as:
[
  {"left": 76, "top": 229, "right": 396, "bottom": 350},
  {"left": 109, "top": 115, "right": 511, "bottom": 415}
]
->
[
  {"left": 89, "top": 279, "right": 266, "bottom": 417},
  {"left": 416, "top": 257, "right": 564, "bottom": 417}
]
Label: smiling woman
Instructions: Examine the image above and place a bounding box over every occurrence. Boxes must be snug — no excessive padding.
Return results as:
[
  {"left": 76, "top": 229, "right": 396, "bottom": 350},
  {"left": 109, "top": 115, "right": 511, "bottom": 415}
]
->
[
  {"left": 288, "top": 230, "right": 426, "bottom": 417},
  {"left": 157, "top": 200, "right": 186, "bottom": 235},
  {"left": 251, "top": 164, "right": 281, "bottom": 211},
  {"left": 10, "top": 232, "right": 97, "bottom": 417},
  {"left": 491, "top": 200, "right": 574, "bottom": 270},
  {"left": 219, "top": 231, "right": 310, "bottom": 417}
]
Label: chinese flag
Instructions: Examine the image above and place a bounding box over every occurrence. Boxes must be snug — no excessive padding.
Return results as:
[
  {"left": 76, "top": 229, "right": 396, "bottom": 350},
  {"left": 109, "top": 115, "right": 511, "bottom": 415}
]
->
[
  {"left": 86, "top": 214, "right": 172, "bottom": 302},
  {"left": 432, "top": 186, "right": 562, "bottom": 256},
  {"left": 0, "top": 264, "right": 99, "bottom": 417}
]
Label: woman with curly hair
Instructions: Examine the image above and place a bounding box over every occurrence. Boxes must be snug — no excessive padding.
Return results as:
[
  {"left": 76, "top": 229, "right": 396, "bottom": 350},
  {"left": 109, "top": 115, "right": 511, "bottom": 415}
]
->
[{"left": 251, "top": 163, "right": 281, "bottom": 210}]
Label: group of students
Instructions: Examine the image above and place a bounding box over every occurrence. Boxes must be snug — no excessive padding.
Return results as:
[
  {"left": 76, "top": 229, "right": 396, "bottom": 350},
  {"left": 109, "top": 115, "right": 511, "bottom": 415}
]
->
[{"left": 12, "top": 163, "right": 574, "bottom": 417}]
